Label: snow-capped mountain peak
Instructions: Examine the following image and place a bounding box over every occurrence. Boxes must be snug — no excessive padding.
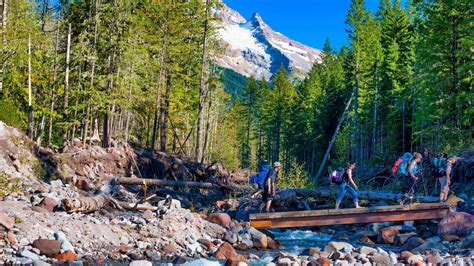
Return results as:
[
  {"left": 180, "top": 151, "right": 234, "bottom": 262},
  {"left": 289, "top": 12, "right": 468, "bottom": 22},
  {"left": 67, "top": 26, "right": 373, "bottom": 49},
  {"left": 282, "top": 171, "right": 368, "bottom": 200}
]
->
[{"left": 215, "top": 4, "right": 322, "bottom": 80}]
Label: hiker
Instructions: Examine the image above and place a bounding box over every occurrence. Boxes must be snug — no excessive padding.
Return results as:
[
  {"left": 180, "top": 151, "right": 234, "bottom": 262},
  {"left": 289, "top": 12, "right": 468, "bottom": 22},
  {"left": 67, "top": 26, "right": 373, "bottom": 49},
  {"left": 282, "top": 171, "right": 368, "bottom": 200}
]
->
[
  {"left": 399, "top": 152, "right": 423, "bottom": 204},
  {"left": 439, "top": 157, "right": 456, "bottom": 202},
  {"left": 335, "top": 161, "right": 360, "bottom": 209},
  {"left": 259, "top": 161, "right": 281, "bottom": 213}
]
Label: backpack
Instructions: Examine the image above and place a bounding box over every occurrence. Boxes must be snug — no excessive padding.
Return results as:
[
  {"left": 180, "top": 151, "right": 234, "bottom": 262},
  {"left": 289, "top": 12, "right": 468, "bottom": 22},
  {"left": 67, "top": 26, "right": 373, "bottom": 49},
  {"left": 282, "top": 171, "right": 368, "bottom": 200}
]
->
[
  {"left": 328, "top": 170, "right": 344, "bottom": 185},
  {"left": 391, "top": 152, "right": 413, "bottom": 175}
]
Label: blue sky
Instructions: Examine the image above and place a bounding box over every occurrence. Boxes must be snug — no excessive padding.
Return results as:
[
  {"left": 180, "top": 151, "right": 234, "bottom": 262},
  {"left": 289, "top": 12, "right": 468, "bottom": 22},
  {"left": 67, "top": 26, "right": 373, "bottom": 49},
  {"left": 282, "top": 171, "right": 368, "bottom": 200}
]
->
[{"left": 224, "top": 0, "right": 380, "bottom": 51}]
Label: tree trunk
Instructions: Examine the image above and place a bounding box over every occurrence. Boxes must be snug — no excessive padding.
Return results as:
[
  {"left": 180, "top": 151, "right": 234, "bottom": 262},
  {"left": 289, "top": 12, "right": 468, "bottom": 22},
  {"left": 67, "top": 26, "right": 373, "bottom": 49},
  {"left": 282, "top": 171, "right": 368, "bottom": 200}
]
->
[
  {"left": 402, "top": 99, "right": 406, "bottom": 153},
  {"left": 48, "top": 16, "right": 60, "bottom": 146},
  {"left": 315, "top": 93, "right": 354, "bottom": 180},
  {"left": 352, "top": 59, "right": 359, "bottom": 162},
  {"left": 151, "top": 63, "right": 164, "bottom": 151},
  {"left": 159, "top": 75, "right": 171, "bottom": 152},
  {"left": 195, "top": 0, "right": 210, "bottom": 162},
  {"left": 62, "top": 23, "right": 72, "bottom": 141},
  {"left": 0, "top": 0, "right": 7, "bottom": 92},
  {"left": 27, "top": 34, "right": 33, "bottom": 139}
]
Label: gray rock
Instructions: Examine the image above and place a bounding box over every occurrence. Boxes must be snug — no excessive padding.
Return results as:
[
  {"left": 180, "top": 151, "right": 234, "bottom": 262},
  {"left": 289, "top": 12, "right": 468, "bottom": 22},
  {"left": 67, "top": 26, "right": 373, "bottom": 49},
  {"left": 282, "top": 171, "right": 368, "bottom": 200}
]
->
[
  {"left": 407, "top": 255, "right": 424, "bottom": 264},
  {"left": 13, "top": 257, "right": 34, "bottom": 265},
  {"left": 412, "top": 241, "right": 448, "bottom": 253},
  {"left": 129, "top": 260, "right": 152, "bottom": 266},
  {"left": 367, "top": 222, "right": 394, "bottom": 233},
  {"left": 324, "top": 241, "right": 354, "bottom": 255},
  {"left": 183, "top": 211, "right": 194, "bottom": 222},
  {"left": 389, "top": 251, "right": 398, "bottom": 264},
  {"left": 277, "top": 257, "right": 292, "bottom": 266},
  {"left": 50, "top": 180, "right": 64, "bottom": 190},
  {"left": 33, "top": 260, "right": 52, "bottom": 266},
  {"left": 359, "top": 246, "right": 377, "bottom": 255},
  {"left": 426, "top": 236, "right": 442, "bottom": 243},
  {"left": 54, "top": 231, "right": 74, "bottom": 252},
  {"left": 20, "top": 249, "right": 40, "bottom": 261},
  {"left": 144, "top": 250, "right": 161, "bottom": 261}
]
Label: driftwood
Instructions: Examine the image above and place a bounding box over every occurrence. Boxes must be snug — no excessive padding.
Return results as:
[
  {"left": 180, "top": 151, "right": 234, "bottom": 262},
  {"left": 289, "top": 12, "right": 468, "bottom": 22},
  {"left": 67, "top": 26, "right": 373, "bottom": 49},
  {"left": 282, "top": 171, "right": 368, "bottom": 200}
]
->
[
  {"left": 61, "top": 194, "right": 123, "bottom": 213},
  {"left": 119, "top": 177, "right": 249, "bottom": 192}
]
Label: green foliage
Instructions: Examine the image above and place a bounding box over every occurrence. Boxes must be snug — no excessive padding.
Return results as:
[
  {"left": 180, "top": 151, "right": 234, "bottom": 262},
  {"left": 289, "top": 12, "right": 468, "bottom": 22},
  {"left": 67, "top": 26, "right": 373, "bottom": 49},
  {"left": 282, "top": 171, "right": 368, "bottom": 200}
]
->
[
  {"left": 0, "top": 100, "right": 27, "bottom": 130},
  {"left": 0, "top": 173, "right": 21, "bottom": 197},
  {"left": 277, "top": 161, "right": 314, "bottom": 189}
]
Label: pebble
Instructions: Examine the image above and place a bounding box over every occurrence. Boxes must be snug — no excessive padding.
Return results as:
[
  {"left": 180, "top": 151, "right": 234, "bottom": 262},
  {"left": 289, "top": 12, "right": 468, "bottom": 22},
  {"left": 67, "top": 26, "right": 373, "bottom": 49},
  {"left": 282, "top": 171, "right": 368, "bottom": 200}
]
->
[
  {"left": 129, "top": 260, "right": 152, "bottom": 266},
  {"left": 20, "top": 249, "right": 40, "bottom": 261}
]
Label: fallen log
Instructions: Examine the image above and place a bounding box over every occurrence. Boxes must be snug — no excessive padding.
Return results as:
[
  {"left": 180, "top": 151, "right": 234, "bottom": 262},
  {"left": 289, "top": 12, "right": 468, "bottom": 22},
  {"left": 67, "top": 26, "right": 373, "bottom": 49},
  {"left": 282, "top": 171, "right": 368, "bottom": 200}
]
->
[
  {"left": 119, "top": 177, "right": 250, "bottom": 191},
  {"left": 61, "top": 194, "right": 123, "bottom": 213},
  {"left": 288, "top": 188, "right": 440, "bottom": 203}
]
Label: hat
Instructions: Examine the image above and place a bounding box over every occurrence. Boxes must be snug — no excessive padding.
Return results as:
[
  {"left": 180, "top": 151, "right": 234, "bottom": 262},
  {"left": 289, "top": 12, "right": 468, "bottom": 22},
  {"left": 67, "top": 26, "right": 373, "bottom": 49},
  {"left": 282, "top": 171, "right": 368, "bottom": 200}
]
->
[{"left": 273, "top": 162, "right": 281, "bottom": 167}]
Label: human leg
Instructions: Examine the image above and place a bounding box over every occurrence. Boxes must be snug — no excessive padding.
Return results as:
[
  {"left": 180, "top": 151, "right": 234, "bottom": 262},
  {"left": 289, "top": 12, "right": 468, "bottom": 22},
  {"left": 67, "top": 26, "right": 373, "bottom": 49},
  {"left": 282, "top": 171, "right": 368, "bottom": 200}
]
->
[
  {"left": 335, "top": 183, "right": 347, "bottom": 209},
  {"left": 347, "top": 186, "right": 360, "bottom": 208}
]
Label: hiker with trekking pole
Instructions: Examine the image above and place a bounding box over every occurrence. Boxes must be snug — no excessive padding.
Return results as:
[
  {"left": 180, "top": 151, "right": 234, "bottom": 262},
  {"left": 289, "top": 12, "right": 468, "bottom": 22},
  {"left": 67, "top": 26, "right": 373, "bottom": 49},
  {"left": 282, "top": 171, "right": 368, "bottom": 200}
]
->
[{"left": 396, "top": 152, "right": 423, "bottom": 205}]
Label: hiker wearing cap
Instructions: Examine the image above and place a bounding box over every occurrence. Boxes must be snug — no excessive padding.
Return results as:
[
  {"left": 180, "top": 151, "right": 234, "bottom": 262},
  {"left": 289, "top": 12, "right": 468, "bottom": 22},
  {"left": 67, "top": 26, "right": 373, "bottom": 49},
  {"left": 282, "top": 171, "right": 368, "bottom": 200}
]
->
[
  {"left": 439, "top": 157, "right": 456, "bottom": 202},
  {"left": 259, "top": 161, "right": 281, "bottom": 213},
  {"left": 335, "top": 161, "right": 360, "bottom": 209},
  {"left": 399, "top": 152, "right": 423, "bottom": 205}
]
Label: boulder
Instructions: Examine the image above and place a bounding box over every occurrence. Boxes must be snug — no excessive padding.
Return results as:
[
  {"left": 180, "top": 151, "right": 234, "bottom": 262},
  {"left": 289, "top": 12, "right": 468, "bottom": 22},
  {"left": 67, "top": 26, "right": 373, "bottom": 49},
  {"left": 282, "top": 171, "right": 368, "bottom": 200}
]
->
[
  {"left": 0, "top": 212, "right": 14, "bottom": 230},
  {"left": 407, "top": 254, "right": 424, "bottom": 264},
  {"left": 316, "top": 257, "right": 331, "bottom": 266},
  {"left": 412, "top": 241, "right": 447, "bottom": 253},
  {"left": 359, "top": 246, "right": 377, "bottom": 255},
  {"left": 32, "top": 239, "right": 61, "bottom": 258},
  {"left": 304, "top": 247, "right": 321, "bottom": 257},
  {"left": 394, "top": 232, "right": 417, "bottom": 246},
  {"left": 438, "top": 212, "right": 474, "bottom": 238},
  {"left": 378, "top": 226, "right": 400, "bottom": 244},
  {"left": 161, "top": 244, "right": 177, "bottom": 254},
  {"left": 55, "top": 250, "right": 77, "bottom": 262},
  {"left": 460, "top": 234, "right": 474, "bottom": 249},
  {"left": 129, "top": 260, "right": 153, "bottom": 266},
  {"left": 401, "top": 237, "right": 425, "bottom": 251},
  {"left": 426, "top": 253, "right": 443, "bottom": 265},
  {"left": 370, "top": 254, "right": 391, "bottom": 265},
  {"left": 441, "top": 234, "right": 460, "bottom": 242},
  {"left": 225, "top": 257, "right": 249, "bottom": 266},
  {"left": 36, "top": 197, "right": 58, "bottom": 212},
  {"left": 367, "top": 222, "right": 394, "bottom": 233},
  {"left": 323, "top": 242, "right": 353, "bottom": 255},
  {"left": 214, "top": 242, "right": 245, "bottom": 261},
  {"left": 400, "top": 251, "right": 414, "bottom": 261},
  {"left": 267, "top": 237, "right": 280, "bottom": 249},
  {"left": 348, "top": 231, "right": 376, "bottom": 245},
  {"left": 207, "top": 213, "right": 232, "bottom": 229}
]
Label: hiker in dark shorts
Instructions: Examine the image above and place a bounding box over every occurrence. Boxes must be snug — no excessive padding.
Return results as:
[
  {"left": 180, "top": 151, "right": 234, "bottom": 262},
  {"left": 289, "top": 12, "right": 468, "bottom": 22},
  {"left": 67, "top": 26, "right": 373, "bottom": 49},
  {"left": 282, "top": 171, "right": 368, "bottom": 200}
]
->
[
  {"left": 399, "top": 152, "right": 423, "bottom": 205},
  {"left": 335, "top": 161, "right": 360, "bottom": 209},
  {"left": 259, "top": 162, "right": 281, "bottom": 213},
  {"left": 439, "top": 157, "right": 456, "bottom": 202}
]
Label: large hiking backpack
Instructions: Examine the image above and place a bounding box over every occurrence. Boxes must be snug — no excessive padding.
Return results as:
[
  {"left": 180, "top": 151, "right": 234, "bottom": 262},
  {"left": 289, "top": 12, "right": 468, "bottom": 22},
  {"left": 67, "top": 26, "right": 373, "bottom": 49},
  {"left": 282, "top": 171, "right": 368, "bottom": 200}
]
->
[
  {"left": 328, "top": 170, "right": 344, "bottom": 185},
  {"left": 391, "top": 152, "right": 413, "bottom": 175}
]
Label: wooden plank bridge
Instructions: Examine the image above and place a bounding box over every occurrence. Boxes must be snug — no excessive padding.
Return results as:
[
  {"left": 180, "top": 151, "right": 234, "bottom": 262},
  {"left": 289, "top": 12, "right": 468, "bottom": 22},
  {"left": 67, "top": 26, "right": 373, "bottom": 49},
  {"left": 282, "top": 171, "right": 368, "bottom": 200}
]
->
[{"left": 250, "top": 203, "right": 452, "bottom": 229}]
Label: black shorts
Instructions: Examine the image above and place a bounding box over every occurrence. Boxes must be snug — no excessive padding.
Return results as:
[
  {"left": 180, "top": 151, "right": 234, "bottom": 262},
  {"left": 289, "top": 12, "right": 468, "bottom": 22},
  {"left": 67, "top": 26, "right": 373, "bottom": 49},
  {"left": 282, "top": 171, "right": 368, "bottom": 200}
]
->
[{"left": 262, "top": 191, "right": 273, "bottom": 202}]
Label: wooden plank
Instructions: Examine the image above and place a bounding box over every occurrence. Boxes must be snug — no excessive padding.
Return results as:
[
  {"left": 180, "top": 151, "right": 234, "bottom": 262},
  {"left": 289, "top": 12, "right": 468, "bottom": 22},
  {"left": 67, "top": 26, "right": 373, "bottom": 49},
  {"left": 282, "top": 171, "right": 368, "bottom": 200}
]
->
[{"left": 250, "top": 203, "right": 451, "bottom": 229}]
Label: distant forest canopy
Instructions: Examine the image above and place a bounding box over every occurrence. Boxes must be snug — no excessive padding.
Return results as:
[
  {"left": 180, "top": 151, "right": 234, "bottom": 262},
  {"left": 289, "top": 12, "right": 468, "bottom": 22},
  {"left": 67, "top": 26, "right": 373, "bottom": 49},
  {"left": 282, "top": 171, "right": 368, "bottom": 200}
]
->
[{"left": 0, "top": 0, "right": 472, "bottom": 177}]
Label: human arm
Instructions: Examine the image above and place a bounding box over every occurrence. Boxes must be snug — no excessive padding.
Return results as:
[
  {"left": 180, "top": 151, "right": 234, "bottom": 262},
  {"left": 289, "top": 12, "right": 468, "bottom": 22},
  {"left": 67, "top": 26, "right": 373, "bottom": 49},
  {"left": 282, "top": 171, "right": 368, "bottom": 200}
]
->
[
  {"left": 446, "top": 164, "right": 452, "bottom": 185},
  {"left": 408, "top": 161, "right": 418, "bottom": 180},
  {"left": 348, "top": 169, "right": 358, "bottom": 190}
]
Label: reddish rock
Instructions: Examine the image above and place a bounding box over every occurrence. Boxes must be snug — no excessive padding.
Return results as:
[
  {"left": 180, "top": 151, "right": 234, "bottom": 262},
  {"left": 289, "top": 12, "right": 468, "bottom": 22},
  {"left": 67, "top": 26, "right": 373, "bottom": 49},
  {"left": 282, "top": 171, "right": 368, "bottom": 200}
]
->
[
  {"left": 316, "top": 257, "right": 331, "bottom": 266},
  {"left": 118, "top": 247, "right": 128, "bottom": 254},
  {"left": 235, "top": 243, "right": 250, "bottom": 251},
  {"left": 378, "top": 226, "right": 400, "bottom": 244},
  {"left": 370, "top": 254, "right": 391, "bottom": 265},
  {"left": 214, "top": 242, "right": 245, "bottom": 261},
  {"left": 414, "top": 262, "right": 425, "bottom": 266},
  {"left": 306, "top": 247, "right": 321, "bottom": 256},
  {"left": 56, "top": 250, "right": 77, "bottom": 262},
  {"left": 225, "top": 257, "right": 249, "bottom": 266},
  {"left": 37, "top": 197, "right": 58, "bottom": 212},
  {"left": 75, "top": 179, "right": 92, "bottom": 191},
  {"left": 7, "top": 231, "right": 17, "bottom": 244},
  {"left": 216, "top": 201, "right": 226, "bottom": 208},
  {"left": 252, "top": 235, "right": 268, "bottom": 250},
  {"left": 198, "top": 239, "right": 215, "bottom": 249},
  {"left": 95, "top": 258, "right": 106, "bottom": 263},
  {"left": 438, "top": 212, "right": 474, "bottom": 238},
  {"left": 402, "top": 237, "right": 425, "bottom": 251},
  {"left": 267, "top": 237, "right": 280, "bottom": 249},
  {"left": 0, "top": 212, "right": 14, "bottom": 230},
  {"left": 142, "top": 210, "right": 154, "bottom": 220},
  {"left": 207, "top": 213, "right": 232, "bottom": 229},
  {"left": 426, "top": 253, "right": 443, "bottom": 264},
  {"left": 162, "top": 244, "right": 177, "bottom": 254},
  {"left": 32, "top": 239, "right": 61, "bottom": 258},
  {"left": 442, "top": 234, "right": 461, "bottom": 242},
  {"left": 400, "top": 251, "right": 414, "bottom": 261}
]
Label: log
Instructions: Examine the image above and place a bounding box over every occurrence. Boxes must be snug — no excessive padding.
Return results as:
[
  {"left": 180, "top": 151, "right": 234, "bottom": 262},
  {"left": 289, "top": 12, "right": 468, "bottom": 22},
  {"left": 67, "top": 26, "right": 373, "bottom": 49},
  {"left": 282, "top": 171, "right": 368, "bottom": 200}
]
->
[
  {"left": 119, "top": 177, "right": 218, "bottom": 189},
  {"left": 288, "top": 188, "right": 439, "bottom": 203},
  {"left": 61, "top": 194, "right": 123, "bottom": 213},
  {"left": 118, "top": 177, "right": 250, "bottom": 191}
]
